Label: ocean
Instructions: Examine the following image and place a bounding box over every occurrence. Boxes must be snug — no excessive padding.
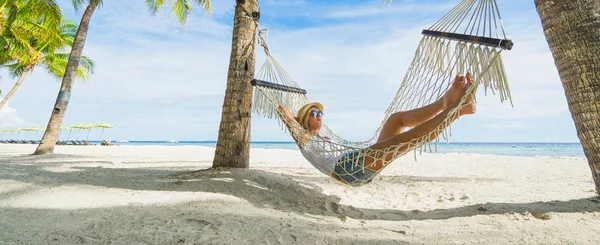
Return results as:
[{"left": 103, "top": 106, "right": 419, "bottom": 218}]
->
[{"left": 99, "top": 141, "right": 585, "bottom": 158}]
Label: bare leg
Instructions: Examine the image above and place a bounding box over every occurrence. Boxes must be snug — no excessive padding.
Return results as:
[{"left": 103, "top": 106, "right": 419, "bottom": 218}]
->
[
  {"left": 365, "top": 76, "right": 475, "bottom": 170},
  {"left": 376, "top": 75, "right": 465, "bottom": 142}
]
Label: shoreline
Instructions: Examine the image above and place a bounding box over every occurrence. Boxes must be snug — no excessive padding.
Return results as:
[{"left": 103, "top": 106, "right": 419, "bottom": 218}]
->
[{"left": 0, "top": 142, "right": 586, "bottom": 158}]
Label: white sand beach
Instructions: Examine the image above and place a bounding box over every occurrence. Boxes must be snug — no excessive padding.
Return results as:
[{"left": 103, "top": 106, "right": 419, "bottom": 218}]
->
[{"left": 1, "top": 144, "right": 599, "bottom": 244}]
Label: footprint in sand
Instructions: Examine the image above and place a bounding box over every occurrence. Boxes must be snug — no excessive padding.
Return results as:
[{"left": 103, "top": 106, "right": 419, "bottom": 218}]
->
[
  {"left": 324, "top": 201, "right": 340, "bottom": 213},
  {"left": 183, "top": 218, "right": 217, "bottom": 230},
  {"left": 530, "top": 211, "right": 552, "bottom": 220}
]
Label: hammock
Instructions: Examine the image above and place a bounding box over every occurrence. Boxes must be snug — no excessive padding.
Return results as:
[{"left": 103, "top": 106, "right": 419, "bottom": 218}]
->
[{"left": 251, "top": 0, "right": 513, "bottom": 187}]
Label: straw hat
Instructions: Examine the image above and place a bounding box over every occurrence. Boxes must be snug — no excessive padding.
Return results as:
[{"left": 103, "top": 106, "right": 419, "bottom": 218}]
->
[{"left": 295, "top": 102, "right": 324, "bottom": 129}]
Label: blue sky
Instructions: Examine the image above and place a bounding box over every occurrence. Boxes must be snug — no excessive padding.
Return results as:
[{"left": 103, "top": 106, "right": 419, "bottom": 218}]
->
[{"left": 0, "top": 0, "right": 579, "bottom": 143}]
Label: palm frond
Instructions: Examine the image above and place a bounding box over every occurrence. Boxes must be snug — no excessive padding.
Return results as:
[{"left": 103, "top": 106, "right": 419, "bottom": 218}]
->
[
  {"left": 145, "top": 0, "right": 165, "bottom": 15},
  {"left": 7, "top": 30, "right": 34, "bottom": 59},
  {"left": 43, "top": 55, "right": 67, "bottom": 80},
  {"left": 0, "top": 37, "right": 13, "bottom": 64},
  {"left": 76, "top": 55, "right": 95, "bottom": 80},
  {"left": 0, "top": 6, "right": 7, "bottom": 32},
  {"left": 21, "top": 0, "right": 62, "bottom": 28},
  {"left": 0, "top": 39, "right": 27, "bottom": 64},
  {"left": 9, "top": 17, "right": 59, "bottom": 50},
  {"left": 172, "top": 0, "right": 191, "bottom": 25},
  {"left": 144, "top": 0, "right": 211, "bottom": 25},
  {"left": 3, "top": 0, "right": 18, "bottom": 34},
  {"left": 193, "top": 0, "right": 212, "bottom": 15},
  {"left": 43, "top": 53, "right": 95, "bottom": 81},
  {"left": 72, "top": 0, "right": 103, "bottom": 12},
  {"left": 57, "top": 18, "right": 77, "bottom": 47},
  {"left": 71, "top": 0, "right": 86, "bottom": 12},
  {"left": 7, "top": 62, "right": 26, "bottom": 78}
]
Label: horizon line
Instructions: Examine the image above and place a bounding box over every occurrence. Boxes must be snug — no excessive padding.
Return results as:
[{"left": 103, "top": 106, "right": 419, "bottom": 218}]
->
[{"left": 102, "top": 140, "right": 582, "bottom": 144}]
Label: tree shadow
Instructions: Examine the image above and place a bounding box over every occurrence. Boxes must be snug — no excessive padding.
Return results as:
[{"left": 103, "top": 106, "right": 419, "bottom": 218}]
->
[
  {"left": 0, "top": 156, "right": 599, "bottom": 222},
  {"left": 1, "top": 201, "right": 413, "bottom": 245}
]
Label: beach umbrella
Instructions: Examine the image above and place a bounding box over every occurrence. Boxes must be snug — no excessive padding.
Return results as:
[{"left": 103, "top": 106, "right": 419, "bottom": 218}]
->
[
  {"left": 63, "top": 124, "right": 86, "bottom": 140},
  {"left": 8, "top": 128, "right": 16, "bottom": 139},
  {"left": 29, "top": 127, "right": 44, "bottom": 140},
  {"left": 0, "top": 128, "right": 10, "bottom": 140},
  {"left": 81, "top": 123, "right": 98, "bottom": 141},
  {"left": 57, "top": 125, "right": 70, "bottom": 140},
  {"left": 35, "top": 126, "right": 46, "bottom": 139},
  {"left": 68, "top": 124, "right": 91, "bottom": 140},
  {"left": 0, "top": 128, "right": 15, "bottom": 140},
  {"left": 64, "top": 125, "right": 78, "bottom": 141},
  {"left": 14, "top": 128, "right": 25, "bottom": 140},
  {"left": 94, "top": 122, "right": 114, "bottom": 140},
  {"left": 20, "top": 127, "right": 39, "bottom": 140}
]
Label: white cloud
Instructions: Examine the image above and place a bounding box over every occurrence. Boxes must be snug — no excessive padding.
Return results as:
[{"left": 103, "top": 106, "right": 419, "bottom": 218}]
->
[{"left": 0, "top": 102, "right": 24, "bottom": 127}]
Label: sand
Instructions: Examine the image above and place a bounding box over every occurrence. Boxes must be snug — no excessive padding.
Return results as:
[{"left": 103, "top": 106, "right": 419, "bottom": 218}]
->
[{"left": 0, "top": 144, "right": 599, "bottom": 245}]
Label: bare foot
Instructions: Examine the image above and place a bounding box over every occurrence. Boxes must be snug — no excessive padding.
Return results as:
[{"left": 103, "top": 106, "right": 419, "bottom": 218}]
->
[
  {"left": 459, "top": 72, "right": 476, "bottom": 115},
  {"left": 442, "top": 75, "right": 465, "bottom": 109}
]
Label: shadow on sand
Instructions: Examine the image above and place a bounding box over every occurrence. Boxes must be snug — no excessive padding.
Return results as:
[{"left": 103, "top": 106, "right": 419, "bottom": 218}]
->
[{"left": 1, "top": 153, "right": 599, "bottom": 222}]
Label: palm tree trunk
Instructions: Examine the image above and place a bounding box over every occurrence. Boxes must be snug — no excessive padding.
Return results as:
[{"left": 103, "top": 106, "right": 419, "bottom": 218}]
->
[
  {"left": 0, "top": 64, "right": 32, "bottom": 110},
  {"left": 212, "top": 0, "right": 259, "bottom": 168},
  {"left": 535, "top": 0, "right": 600, "bottom": 196},
  {"left": 34, "top": 0, "right": 100, "bottom": 155}
]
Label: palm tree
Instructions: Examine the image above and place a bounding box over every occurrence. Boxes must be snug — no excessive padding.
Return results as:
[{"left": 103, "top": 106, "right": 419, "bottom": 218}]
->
[
  {"left": 0, "top": 0, "right": 62, "bottom": 64},
  {"left": 0, "top": 19, "right": 95, "bottom": 111},
  {"left": 211, "top": 0, "right": 259, "bottom": 168},
  {"left": 535, "top": 0, "right": 600, "bottom": 196},
  {"left": 33, "top": 0, "right": 102, "bottom": 155},
  {"left": 34, "top": 0, "right": 212, "bottom": 155}
]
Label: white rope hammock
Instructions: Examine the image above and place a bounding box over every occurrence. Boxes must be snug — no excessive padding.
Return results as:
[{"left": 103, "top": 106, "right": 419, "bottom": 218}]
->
[{"left": 251, "top": 0, "right": 513, "bottom": 186}]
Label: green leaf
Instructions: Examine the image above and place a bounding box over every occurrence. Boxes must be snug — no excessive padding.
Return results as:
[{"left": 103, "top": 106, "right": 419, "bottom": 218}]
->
[
  {"left": 144, "top": 0, "right": 212, "bottom": 26},
  {"left": 145, "top": 0, "right": 166, "bottom": 15},
  {"left": 172, "top": 0, "right": 192, "bottom": 25},
  {"left": 193, "top": 0, "right": 212, "bottom": 15},
  {"left": 7, "top": 62, "right": 25, "bottom": 78}
]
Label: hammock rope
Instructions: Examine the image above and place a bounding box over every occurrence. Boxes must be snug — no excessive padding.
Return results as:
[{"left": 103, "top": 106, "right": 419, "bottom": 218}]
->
[{"left": 251, "top": 0, "right": 513, "bottom": 187}]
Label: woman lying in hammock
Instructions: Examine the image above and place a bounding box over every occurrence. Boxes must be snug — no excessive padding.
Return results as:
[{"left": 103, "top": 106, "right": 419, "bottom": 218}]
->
[{"left": 278, "top": 72, "right": 477, "bottom": 186}]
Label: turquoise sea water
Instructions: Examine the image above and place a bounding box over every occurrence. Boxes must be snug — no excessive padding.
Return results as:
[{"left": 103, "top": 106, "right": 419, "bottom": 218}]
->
[{"left": 100, "top": 141, "right": 584, "bottom": 157}]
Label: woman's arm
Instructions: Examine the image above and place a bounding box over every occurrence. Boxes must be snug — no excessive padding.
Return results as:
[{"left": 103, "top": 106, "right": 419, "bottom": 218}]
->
[
  {"left": 278, "top": 105, "right": 296, "bottom": 123},
  {"left": 278, "top": 105, "right": 309, "bottom": 147}
]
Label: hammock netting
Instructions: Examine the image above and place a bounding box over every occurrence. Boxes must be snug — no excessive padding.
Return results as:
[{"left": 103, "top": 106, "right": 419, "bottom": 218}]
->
[{"left": 251, "top": 0, "right": 513, "bottom": 186}]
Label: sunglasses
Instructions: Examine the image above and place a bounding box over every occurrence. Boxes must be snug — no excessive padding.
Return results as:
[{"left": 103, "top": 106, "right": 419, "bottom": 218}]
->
[{"left": 310, "top": 110, "right": 324, "bottom": 117}]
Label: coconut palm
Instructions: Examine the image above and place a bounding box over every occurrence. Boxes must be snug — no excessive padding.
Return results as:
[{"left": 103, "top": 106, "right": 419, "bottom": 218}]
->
[
  {"left": 211, "top": 0, "right": 259, "bottom": 168},
  {"left": 0, "top": 0, "right": 62, "bottom": 64},
  {"left": 34, "top": 0, "right": 212, "bottom": 155},
  {"left": 535, "top": 0, "right": 600, "bottom": 196},
  {"left": 0, "top": 19, "right": 95, "bottom": 110},
  {"left": 34, "top": 0, "right": 102, "bottom": 155}
]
